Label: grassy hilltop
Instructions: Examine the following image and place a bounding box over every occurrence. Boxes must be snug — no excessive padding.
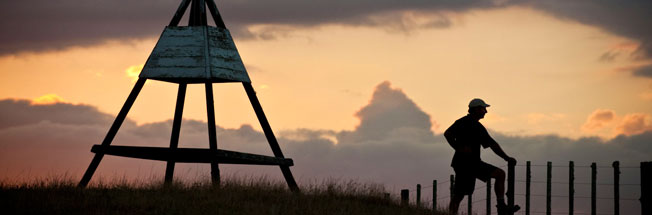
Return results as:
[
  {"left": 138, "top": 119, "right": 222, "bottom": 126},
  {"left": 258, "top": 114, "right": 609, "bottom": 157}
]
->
[{"left": 1, "top": 177, "right": 444, "bottom": 215}]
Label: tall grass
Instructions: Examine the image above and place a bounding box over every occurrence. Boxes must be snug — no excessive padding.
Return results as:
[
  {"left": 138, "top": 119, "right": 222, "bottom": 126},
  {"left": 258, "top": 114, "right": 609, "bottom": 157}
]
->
[{"left": 1, "top": 176, "right": 445, "bottom": 215}]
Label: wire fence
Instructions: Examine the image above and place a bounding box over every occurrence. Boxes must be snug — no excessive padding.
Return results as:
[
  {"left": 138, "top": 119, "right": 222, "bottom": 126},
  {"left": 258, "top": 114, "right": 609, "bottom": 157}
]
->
[{"left": 397, "top": 161, "right": 649, "bottom": 215}]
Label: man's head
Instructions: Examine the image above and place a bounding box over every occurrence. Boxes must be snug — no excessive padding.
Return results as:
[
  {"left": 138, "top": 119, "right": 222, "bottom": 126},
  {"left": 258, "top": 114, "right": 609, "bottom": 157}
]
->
[{"left": 468, "top": 98, "right": 490, "bottom": 120}]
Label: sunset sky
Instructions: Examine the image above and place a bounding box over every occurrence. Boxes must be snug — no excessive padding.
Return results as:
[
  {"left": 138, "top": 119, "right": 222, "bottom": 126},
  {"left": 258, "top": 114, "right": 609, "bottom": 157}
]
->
[
  {"left": 1, "top": 0, "right": 651, "bottom": 213},
  {"left": 1, "top": 1, "right": 651, "bottom": 139}
]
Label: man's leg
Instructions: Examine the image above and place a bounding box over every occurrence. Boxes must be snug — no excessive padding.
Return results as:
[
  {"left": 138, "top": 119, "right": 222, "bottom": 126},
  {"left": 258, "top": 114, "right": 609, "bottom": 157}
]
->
[
  {"left": 491, "top": 168, "right": 506, "bottom": 205},
  {"left": 449, "top": 192, "right": 464, "bottom": 215},
  {"left": 490, "top": 167, "right": 520, "bottom": 214},
  {"left": 450, "top": 168, "right": 470, "bottom": 215}
]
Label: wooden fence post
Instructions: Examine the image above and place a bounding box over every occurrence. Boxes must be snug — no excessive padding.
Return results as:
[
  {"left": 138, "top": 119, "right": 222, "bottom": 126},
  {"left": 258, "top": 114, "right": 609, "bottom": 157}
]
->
[
  {"left": 417, "top": 184, "right": 422, "bottom": 208},
  {"left": 451, "top": 175, "right": 455, "bottom": 203},
  {"left": 526, "top": 161, "right": 531, "bottom": 215},
  {"left": 468, "top": 193, "right": 472, "bottom": 215},
  {"left": 613, "top": 161, "right": 620, "bottom": 215},
  {"left": 591, "top": 162, "right": 596, "bottom": 215},
  {"left": 401, "top": 189, "right": 409, "bottom": 206},
  {"left": 570, "top": 161, "right": 574, "bottom": 215},
  {"left": 547, "top": 161, "right": 552, "bottom": 215},
  {"left": 487, "top": 179, "right": 492, "bottom": 215},
  {"left": 642, "top": 162, "right": 651, "bottom": 215},
  {"left": 433, "top": 180, "right": 437, "bottom": 213},
  {"left": 508, "top": 161, "right": 515, "bottom": 215}
]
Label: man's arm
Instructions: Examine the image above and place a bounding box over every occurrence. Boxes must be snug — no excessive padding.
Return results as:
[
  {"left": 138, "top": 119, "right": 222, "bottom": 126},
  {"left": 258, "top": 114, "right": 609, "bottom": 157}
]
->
[
  {"left": 480, "top": 124, "right": 516, "bottom": 165},
  {"left": 444, "top": 126, "right": 458, "bottom": 150},
  {"left": 488, "top": 141, "right": 517, "bottom": 165}
]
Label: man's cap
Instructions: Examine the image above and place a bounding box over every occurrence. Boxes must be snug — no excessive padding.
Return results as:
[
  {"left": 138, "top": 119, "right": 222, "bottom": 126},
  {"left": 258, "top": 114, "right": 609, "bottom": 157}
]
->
[{"left": 468, "top": 98, "right": 490, "bottom": 108}]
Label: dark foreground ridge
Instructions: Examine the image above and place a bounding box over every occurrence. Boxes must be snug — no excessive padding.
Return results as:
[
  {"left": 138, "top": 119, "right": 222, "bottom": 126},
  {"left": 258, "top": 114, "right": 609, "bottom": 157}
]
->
[{"left": 1, "top": 178, "right": 444, "bottom": 215}]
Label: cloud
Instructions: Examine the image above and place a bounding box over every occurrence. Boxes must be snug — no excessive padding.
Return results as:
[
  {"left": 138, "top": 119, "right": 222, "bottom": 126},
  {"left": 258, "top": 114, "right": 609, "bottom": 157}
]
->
[
  {"left": 2, "top": 0, "right": 652, "bottom": 65},
  {"left": 339, "top": 81, "right": 436, "bottom": 144},
  {"left": 0, "top": 99, "right": 116, "bottom": 130},
  {"left": 0, "top": 0, "right": 502, "bottom": 55},
  {"left": 597, "top": 51, "right": 619, "bottom": 62},
  {"left": 581, "top": 109, "right": 615, "bottom": 131},
  {"left": 342, "top": 10, "right": 454, "bottom": 35},
  {"left": 632, "top": 64, "right": 652, "bottom": 78},
  {"left": 31, "top": 94, "right": 67, "bottom": 105},
  {"left": 522, "top": 0, "right": 652, "bottom": 58},
  {"left": 616, "top": 113, "right": 652, "bottom": 136},
  {"left": 581, "top": 109, "right": 652, "bottom": 137},
  {"left": 612, "top": 64, "right": 652, "bottom": 79},
  {"left": 0, "top": 1, "right": 174, "bottom": 55},
  {"left": 125, "top": 64, "right": 144, "bottom": 82}
]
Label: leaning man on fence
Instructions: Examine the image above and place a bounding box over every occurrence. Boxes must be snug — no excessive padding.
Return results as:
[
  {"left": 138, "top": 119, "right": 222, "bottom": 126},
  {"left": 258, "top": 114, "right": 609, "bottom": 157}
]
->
[{"left": 445, "top": 98, "right": 520, "bottom": 215}]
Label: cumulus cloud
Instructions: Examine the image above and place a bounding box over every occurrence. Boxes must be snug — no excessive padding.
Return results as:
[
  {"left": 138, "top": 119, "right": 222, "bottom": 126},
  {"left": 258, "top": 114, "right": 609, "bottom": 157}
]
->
[
  {"left": 616, "top": 113, "right": 652, "bottom": 136},
  {"left": 581, "top": 109, "right": 615, "bottom": 131},
  {"left": 581, "top": 109, "right": 652, "bottom": 137},
  {"left": 339, "top": 81, "right": 436, "bottom": 144}
]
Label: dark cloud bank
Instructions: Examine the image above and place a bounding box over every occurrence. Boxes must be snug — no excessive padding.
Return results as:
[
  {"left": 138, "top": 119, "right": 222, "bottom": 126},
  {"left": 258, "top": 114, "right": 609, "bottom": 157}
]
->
[
  {"left": 1, "top": 81, "right": 649, "bottom": 213},
  {"left": 2, "top": 0, "right": 652, "bottom": 61}
]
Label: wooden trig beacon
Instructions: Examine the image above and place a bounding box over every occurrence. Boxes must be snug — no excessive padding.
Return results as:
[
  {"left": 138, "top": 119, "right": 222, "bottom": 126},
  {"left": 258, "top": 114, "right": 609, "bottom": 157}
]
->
[{"left": 78, "top": 0, "right": 299, "bottom": 191}]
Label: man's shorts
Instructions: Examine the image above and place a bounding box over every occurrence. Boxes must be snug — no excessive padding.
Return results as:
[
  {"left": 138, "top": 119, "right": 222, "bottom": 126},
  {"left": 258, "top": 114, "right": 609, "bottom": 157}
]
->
[{"left": 453, "top": 161, "right": 499, "bottom": 195}]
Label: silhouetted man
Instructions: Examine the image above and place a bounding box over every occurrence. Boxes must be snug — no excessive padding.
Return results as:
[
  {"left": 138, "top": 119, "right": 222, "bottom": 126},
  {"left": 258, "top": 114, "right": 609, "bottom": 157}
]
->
[{"left": 445, "top": 98, "right": 519, "bottom": 215}]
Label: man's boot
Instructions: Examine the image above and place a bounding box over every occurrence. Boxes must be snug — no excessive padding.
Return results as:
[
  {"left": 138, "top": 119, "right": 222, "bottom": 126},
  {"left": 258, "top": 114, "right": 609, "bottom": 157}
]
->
[{"left": 496, "top": 203, "right": 520, "bottom": 215}]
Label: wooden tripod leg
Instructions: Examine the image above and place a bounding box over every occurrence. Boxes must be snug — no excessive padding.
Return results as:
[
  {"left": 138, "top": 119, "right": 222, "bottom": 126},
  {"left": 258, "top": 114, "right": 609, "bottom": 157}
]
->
[
  {"left": 242, "top": 83, "right": 299, "bottom": 192},
  {"left": 78, "top": 78, "right": 147, "bottom": 187},
  {"left": 168, "top": 0, "right": 191, "bottom": 26},
  {"left": 164, "top": 83, "right": 187, "bottom": 184},
  {"left": 205, "top": 82, "right": 220, "bottom": 185},
  {"left": 205, "top": 0, "right": 226, "bottom": 28}
]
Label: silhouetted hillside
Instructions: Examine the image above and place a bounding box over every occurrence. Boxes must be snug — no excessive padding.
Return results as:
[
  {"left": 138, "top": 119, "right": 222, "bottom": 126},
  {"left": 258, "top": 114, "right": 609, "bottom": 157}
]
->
[{"left": 0, "top": 177, "right": 443, "bottom": 215}]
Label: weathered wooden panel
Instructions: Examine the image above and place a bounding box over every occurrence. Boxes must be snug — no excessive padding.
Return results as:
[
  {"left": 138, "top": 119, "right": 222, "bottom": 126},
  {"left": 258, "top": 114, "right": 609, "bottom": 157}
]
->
[
  {"left": 207, "top": 28, "right": 237, "bottom": 49},
  {"left": 140, "top": 26, "right": 250, "bottom": 83},
  {"left": 152, "top": 47, "right": 204, "bottom": 57},
  {"left": 147, "top": 56, "right": 205, "bottom": 67},
  {"left": 207, "top": 27, "right": 248, "bottom": 82},
  {"left": 163, "top": 26, "right": 202, "bottom": 36},
  {"left": 141, "top": 67, "right": 206, "bottom": 79},
  {"left": 211, "top": 58, "right": 246, "bottom": 72},
  {"left": 156, "top": 29, "right": 204, "bottom": 45}
]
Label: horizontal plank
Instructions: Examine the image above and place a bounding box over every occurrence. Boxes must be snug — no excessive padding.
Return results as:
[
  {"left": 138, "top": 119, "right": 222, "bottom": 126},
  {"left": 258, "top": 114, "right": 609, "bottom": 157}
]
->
[
  {"left": 140, "top": 67, "right": 250, "bottom": 82},
  {"left": 145, "top": 77, "right": 247, "bottom": 84},
  {"left": 91, "top": 145, "right": 293, "bottom": 166}
]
